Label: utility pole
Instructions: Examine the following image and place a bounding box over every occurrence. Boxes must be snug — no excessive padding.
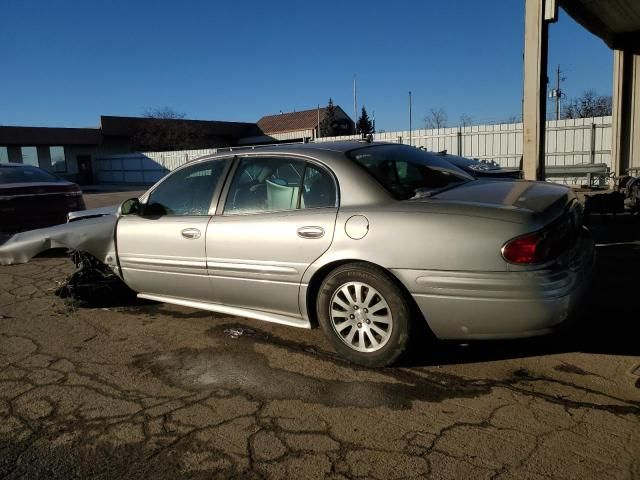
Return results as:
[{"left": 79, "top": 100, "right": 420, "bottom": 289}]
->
[
  {"left": 408, "top": 91, "right": 412, "bottom": 146},
  {"left": 549, "top": 64, "right": 564, "bottom": 120},
  {"left": 317, "top": 104, "right": 321, "bottom": 139},
  {"left": 353, "top": 76, "right": 358, "bottom": 135}
]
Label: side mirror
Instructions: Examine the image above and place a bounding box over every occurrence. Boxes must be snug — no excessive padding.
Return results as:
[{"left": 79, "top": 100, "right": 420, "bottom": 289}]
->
[{"left": 119, "top": 198, "right": 141, "bottom": 216}]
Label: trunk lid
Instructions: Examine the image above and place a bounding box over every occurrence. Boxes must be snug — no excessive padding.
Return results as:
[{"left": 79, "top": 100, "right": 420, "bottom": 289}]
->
[{"left": 431, "top": 180, "right": 573, "bottom": 215}]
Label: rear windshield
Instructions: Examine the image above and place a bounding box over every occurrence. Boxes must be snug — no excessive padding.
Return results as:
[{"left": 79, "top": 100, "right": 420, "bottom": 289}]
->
[
  {"left": 347, "top": 145, "right": 472, "bottom": 200},
  {"left": 0, "top": 165, "right": 63, "bottom": 184}
]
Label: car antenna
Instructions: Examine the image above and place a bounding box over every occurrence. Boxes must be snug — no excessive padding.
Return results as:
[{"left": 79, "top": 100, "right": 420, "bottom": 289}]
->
[{"left": 436, "top": 149, "right": 447, "bottom": 156}]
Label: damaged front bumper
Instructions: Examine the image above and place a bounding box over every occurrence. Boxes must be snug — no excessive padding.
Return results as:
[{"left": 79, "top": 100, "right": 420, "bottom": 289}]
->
[{"left": 0, "top": 210, "right": 118, "bottom": 269}]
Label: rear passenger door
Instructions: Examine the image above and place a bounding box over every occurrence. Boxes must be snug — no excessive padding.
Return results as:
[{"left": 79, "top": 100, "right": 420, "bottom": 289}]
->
[{"left": 205, "top": 155, "right": 338, "bottom": 317}]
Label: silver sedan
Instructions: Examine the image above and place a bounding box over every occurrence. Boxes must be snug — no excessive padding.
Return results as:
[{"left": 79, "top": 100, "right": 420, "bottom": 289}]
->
[{"left": 0, "top": 142, "right": 594, "bottom": 366}]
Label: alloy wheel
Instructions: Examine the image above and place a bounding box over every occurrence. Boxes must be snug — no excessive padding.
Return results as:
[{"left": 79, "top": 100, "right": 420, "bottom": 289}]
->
[{"left": 329, "top": 281, "right": 393, "bottom": 352}]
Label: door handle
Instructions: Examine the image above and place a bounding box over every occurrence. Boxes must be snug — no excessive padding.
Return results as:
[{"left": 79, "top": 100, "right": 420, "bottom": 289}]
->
[
  {"left": 297, "top": 226, "right": 325, "bottom": 239},
  {"left": 181, "top": 228, "right": 201, "bottom": 239}
]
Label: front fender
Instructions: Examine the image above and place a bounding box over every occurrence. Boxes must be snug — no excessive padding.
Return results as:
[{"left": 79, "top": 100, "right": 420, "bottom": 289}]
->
[{"left": 0, "top": 215, "right": 117, "bottom": 267}]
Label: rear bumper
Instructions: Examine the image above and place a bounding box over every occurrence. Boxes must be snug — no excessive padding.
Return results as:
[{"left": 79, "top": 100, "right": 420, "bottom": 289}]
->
[
  {"left": 0, "top": 196, "right": 85, "bottom": 234},
  {"left": 392, "top": 232, "right": 595, "bottom": 340}
]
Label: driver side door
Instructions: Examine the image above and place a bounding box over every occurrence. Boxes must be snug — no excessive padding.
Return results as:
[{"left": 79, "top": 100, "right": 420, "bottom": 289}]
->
[{"left": 116, "top": 157, "right": 231, "bottom": 301}]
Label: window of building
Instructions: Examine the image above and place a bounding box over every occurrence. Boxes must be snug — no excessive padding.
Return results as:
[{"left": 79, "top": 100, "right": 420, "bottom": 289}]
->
[
  {"left": 20, "top": 147, "right": 39, "bottom": 167},
  {"left": 49, "top": 146, "right": 67, "bottom": 172},
  {"left": 0, "top": 147, "right": 8, "bottom": 163}
]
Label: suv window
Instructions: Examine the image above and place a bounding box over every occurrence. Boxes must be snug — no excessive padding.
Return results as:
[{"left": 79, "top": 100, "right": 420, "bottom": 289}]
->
[
  {"left": 145, "top": 159, "right": 228, "bottom": 216},
  {"left": 224, "top": 157, "right": 336, "bottom": 214}
]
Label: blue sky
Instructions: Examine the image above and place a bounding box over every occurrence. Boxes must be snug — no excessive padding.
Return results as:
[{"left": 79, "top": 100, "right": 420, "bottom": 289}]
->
[{"left": 0, "top": 0, "right": 613, "bottom": 131}]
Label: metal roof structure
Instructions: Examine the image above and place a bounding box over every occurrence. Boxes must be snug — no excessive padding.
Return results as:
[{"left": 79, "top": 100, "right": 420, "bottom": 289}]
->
[
  {"left": 522, "top": 0, "right": 640, "bottom": 180},
  {"left": 559, "top": 0, "right": 640, "bottom": 49}
]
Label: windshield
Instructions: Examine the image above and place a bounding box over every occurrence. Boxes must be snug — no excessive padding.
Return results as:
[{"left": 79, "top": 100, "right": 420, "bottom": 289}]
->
[
  {"left": 347, "top": 144, "right": 472, "bottom": 200},
  {"left": 0, "top": 165, "right": 63, "bottom": 184}
]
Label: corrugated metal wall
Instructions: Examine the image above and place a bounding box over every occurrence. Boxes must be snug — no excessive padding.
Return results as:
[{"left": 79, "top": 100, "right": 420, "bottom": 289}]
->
[{"left": 96, "top": 117, "right": 612, "bottom": 185}]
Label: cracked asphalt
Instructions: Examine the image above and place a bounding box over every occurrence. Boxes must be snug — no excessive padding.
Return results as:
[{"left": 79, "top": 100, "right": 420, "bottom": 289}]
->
[{"left": 0, "top": 190, "right": 638, "bottom": 479}]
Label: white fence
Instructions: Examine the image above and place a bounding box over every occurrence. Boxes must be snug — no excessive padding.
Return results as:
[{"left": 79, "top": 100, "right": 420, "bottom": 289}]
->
[
  {"left": 96, "top": 116, "right": 612, "bottom": 185},
  {"left": 96, "top": 149, "right": 218, "bottom": 184},
  {"left": 317, "top": 116, "right": 612, "bottom": 171}
]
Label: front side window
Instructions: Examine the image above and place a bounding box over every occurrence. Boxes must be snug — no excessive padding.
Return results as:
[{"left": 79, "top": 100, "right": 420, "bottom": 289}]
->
[
  {"left": 0, "top": 147, "right": 8, "bottom": 163},
  {"left": 21, "top": 147, "right": 39, "bottom": 167},
  {"left": 348, "top": 145, "right": 472, "bottom": 200},
  {"left": 144, "top": 158, "right": 229, "bottom": 216},
  {"left": 49, "top": 146, "right": 67, "bottom": 172}
]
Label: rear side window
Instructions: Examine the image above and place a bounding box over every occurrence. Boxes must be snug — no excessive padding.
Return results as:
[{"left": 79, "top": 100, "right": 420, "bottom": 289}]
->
[
  {"left": 224, "top": 156, "right": 337, "bottom": 214},
  {"left": 302, "top": 164, "right": 336, "bottom": 208},
  {"left": 224, "top": 157, "right": 305, "bottom": 214},
  {"left": 145, "top": 159, "right": 228, "bottom": 216}
]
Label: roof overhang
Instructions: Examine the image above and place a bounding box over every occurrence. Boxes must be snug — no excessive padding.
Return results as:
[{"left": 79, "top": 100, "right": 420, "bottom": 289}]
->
[
  {"left": 0, "top": 126, "right": 101, "bottom": 145},
  {"left": 559, "top": 0, "right": 640, "bottom": 50}
]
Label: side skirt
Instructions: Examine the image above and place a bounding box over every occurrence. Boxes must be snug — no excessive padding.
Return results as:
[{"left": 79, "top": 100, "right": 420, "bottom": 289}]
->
[{"left": 137, "top": 293, "right": 311, "bottom": 329}]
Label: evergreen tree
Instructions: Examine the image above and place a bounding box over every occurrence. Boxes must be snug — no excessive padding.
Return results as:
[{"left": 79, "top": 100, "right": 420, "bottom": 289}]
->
[
  {"left": 357, "top": 106, "right": 374, "bottom": 135},
  {"left": 320, "top": 98, "right": 337, "bottom": 137}
]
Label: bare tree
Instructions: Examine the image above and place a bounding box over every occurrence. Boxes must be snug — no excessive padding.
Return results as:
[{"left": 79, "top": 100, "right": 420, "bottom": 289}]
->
[
  {"left": 132, "top": 107, "right": 204, "bottom": 151},
  {"left": 424, "top": 108, "right": 448, "bottom": 129},
  {"left": 459, "top": 114, "right": 474, "bottom": 127},
  {"left": 562, "top": 90, "right": 612, "bottom": 119},
  {"left": 143, "top": 106, "right": 186, "bottom": 120},
  {"left": 505, "top": 114, "right": 521, "bottom": 123}
]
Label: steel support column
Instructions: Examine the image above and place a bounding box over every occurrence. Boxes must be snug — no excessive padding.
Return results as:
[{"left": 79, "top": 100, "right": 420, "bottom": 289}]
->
[
  {"left": 611, "top": 48, "right": 640, "bottom": 176},
  {"left": 523, "top": 0, "right": 553, "bottom": 181}
]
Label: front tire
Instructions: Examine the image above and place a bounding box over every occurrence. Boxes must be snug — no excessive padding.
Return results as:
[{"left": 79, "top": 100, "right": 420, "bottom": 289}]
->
[{"left": 316, "top": 262, "right": 412, "bottom": 367}]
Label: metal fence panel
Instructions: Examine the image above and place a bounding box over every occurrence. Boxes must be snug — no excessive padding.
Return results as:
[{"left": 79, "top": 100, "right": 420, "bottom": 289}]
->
[{"left": 96, "top": 117, "right": 612, "bottom": 185}]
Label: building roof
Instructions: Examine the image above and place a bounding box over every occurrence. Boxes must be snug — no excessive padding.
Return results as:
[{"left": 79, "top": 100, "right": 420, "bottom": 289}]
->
[
  {"left": 0, "top": 126, "right": 101, "bottom": 145},
  {"left": 257, "top": 106, "right": 355, "bottom": 135},
  {"left": 100, "top": 115, "right": 261, "bottom": 138},
  {"left": 257, "top": 108, "right": 329, "bottom": 135}
]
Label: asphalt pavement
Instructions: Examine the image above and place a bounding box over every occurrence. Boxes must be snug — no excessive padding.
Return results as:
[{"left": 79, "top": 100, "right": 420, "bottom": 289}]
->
[{"left": 0, "top": 189, "right": 637, "bottom": 479}]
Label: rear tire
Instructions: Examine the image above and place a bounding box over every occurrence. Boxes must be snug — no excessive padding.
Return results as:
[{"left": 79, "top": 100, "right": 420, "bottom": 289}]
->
[{"left": 316, "top": 262, "right": 412, "bottom": 367}]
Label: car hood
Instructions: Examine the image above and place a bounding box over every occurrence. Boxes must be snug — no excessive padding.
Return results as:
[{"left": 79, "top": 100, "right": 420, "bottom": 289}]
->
[{"left": 67, "top": 205, "right": 118, "bottom": 221}]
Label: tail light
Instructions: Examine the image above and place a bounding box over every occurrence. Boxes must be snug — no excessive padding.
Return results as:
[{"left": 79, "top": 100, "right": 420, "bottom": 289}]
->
[
  {"left": 502, "top": 231, "right": 550, "bottom": 264},
  {"left": 503, "top": 204, "right": 583, "bottom": 265}
]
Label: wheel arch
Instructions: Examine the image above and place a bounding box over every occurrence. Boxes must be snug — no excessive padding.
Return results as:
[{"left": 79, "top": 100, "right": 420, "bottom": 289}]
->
[{"left": 304, "top": 259, "right": 426, "bottom": 330}]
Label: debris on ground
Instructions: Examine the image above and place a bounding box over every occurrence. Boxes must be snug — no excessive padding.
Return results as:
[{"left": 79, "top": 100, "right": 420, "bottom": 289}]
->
[
  {"left": 224, "top": 328, "right": 246, "bottom": 339},
  {"left": 55, "top": 250, "right": 139, "bottom": 308}
]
